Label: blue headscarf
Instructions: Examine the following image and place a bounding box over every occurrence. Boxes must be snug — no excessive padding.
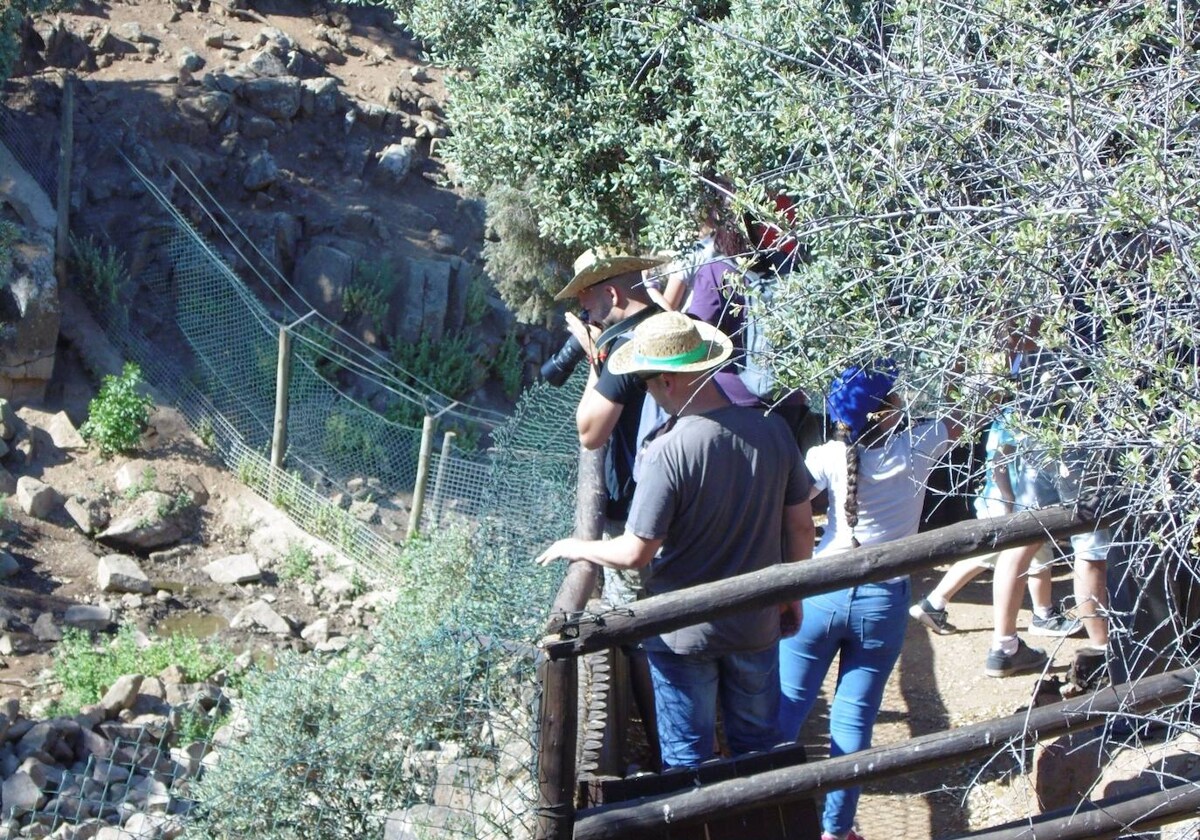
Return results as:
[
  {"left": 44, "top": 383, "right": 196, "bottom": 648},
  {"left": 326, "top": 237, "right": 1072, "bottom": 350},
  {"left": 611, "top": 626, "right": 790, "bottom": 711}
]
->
[{"left": 827, "top": 361, "right": 898, "bottom": 441}]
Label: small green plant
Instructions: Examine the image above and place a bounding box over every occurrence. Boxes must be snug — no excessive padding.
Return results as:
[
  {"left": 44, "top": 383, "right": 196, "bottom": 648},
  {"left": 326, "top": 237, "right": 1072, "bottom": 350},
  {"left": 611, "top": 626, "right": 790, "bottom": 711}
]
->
[
  {"left": 122, "top": 466, "right": 157, "bottom": 499},
  {"left": 196, "top": 416, "right": 216, "bottom": 449},
  {"left": 492, "top": 329, "right": 524, "bottom": 400},
  {"left": 235, "top": 452, "right": 268, "bottom": 490},
  {"left": 279, "top": 542, "right": 318, "bottom": 584},
  {"left": 269, "top": 470, "right": 304, "bottom": 513},
  {"left": 156, "top": 489, "right": 194, "bottom": 518},
  {"left": 49, "top": 623, "right": 236, "bottom": 717},
  {"left": 69, "top": 234, "right": 129, "bottom": 310},
  {"left": 80, "top": 362, "right": 155, "bottom": 458},
  {"left": 343, "top": 258, "right": 398, "bottom": 332},
  {"left": 464, "top": 273, "right": 490, "bottom": 327}
]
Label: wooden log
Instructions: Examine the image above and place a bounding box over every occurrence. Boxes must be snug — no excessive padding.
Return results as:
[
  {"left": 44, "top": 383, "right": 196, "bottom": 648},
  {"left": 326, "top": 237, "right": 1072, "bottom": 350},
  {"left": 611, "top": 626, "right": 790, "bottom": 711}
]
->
[
  {"left": 545, "top": 506, "right": 1096, "bottom": 658},
  {"left": 536, "top": 656, "right": 579, "bottom": 840},
  {"left": 545, "top": 445, "right": 606, "bottom": 628},
  {"left": 571, "top": 667, "right": 1199, "bottom": 840},
  {"left": 535, "top": 444, "right": 607, "bottom": 837},
  {"left": 946, "top": 776, "right": 1200, "bottom": 839}
]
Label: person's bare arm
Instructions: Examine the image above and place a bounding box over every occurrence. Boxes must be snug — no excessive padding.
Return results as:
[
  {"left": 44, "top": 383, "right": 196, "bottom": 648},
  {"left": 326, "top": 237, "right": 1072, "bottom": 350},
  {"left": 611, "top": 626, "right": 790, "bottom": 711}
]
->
[
  {"left": 535, "top": 531, "right": 663, "bottom": 570},
  {"left": 779, "top": 499, "right": 814, "bottom": 637},
  {"left": 576, "top": 380, "right": 625, "bottom": 449},
  {"left": 783, "top": 500, "right": 815, "bottom": 563}
]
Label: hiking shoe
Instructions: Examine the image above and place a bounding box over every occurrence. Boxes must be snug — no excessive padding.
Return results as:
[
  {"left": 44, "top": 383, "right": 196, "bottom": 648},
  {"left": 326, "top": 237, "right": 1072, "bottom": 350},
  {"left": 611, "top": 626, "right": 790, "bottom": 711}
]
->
[
  {"left": 909, "top": 598, "right": 956, "bottom": 635},
  {"left": 1029, "top": 609, "right": 1083, "bottom": 637},
  {"left": 984, "top": 639, "right": 1049, "bottom": 678}
]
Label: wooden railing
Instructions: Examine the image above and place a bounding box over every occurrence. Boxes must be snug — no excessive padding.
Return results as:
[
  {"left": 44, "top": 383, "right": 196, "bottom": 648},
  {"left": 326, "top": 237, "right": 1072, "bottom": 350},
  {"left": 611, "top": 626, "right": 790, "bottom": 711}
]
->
[{"left": 534, "top": 501, "right": 1200, "bottom": 839}]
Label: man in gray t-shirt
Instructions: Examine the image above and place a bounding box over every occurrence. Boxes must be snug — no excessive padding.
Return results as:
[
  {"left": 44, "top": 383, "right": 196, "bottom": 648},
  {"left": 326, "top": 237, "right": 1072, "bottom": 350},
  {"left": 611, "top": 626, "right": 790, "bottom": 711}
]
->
[{"left": 537, "top": 312, "right": 814, "bottom": 769}]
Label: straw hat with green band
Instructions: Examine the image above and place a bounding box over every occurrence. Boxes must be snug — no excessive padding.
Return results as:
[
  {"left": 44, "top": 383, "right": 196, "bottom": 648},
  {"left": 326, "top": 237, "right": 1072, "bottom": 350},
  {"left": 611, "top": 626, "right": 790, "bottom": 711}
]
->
[
  {"left": 555, "top": 247, "right": 669, "bottom": 301},
  {"left": 607, "top": 312, "right": 734, "bottom": 376}
]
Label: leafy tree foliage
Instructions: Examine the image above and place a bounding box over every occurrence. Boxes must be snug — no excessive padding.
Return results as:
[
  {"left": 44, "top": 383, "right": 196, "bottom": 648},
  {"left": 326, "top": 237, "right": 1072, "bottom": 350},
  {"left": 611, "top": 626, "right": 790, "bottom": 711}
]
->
[{"left": 376, "top": 0, "right": 1200, "bottom": 686}]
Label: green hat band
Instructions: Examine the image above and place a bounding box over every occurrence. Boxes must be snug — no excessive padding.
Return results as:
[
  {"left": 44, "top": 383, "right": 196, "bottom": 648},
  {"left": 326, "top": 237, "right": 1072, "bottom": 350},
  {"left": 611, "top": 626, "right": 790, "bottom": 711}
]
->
[{"left": 631, "top": 343, "right": 709, "bottom": 369}]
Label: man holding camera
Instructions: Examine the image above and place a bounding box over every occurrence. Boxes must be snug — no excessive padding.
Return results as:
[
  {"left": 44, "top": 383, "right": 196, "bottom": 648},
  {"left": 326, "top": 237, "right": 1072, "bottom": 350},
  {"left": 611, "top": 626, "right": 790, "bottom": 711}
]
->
[{"left": 551, "top": 248, "right": 667, "bottom": 528}]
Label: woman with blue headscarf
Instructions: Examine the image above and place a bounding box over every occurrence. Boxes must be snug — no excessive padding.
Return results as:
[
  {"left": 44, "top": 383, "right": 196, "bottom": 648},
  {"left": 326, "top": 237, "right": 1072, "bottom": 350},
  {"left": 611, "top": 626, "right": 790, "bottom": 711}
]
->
[{"left": 778, "top": 362, "right": 961, "bottom": 840}]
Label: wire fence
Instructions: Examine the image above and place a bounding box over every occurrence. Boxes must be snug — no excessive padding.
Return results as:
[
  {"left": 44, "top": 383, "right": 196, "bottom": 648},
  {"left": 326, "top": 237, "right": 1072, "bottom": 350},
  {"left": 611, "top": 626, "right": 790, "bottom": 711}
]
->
[
  {"left": 0, "top": 85, "right": 58, "bottom": 200},
  {"left": 0, "top": 77, "right": 591, "bottom": 838}
]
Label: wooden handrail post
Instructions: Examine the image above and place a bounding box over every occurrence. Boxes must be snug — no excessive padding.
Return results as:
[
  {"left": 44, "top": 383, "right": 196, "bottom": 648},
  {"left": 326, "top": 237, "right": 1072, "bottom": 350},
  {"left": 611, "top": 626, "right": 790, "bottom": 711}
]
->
[
  {"left": 534, "top": 443, "right": 606, "bottom": 839},
  {"left": 536, "top": 655, "right": 579, "bottom": 840}
]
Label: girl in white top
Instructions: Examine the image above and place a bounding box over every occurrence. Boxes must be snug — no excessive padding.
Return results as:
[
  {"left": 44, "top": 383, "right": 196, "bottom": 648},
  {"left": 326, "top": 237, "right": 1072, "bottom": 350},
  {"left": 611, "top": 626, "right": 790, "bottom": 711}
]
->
[{"left": 778, "top": 362, "right": 960, "bottom": 840}]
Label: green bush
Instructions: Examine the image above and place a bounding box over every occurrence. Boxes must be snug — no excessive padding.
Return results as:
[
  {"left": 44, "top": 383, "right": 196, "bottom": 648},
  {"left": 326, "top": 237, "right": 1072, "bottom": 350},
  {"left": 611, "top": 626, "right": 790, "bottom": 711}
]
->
[
  {"left": 492, "top": 330, "right": 524, "bottom": 401},
  {"left": 391, "top": 333, "right": 482, "bottom": 402},
  {"left": 69, "top": 234, "right": 128, "bottom": 311},
  {"left": 279, "top": 541, "right": 318, "bottom": 584},
  {"left": 49, "top": 623, "right": 235, "bottom": 717},
  {"left": 80, "top": 362, "right": 155, "bottom": 458},
  {"left": 189, "top": 524, "right": 545, "bottom": 840},
  {"left": 343, "top": 258, "right": 399, "bottom": 333}
]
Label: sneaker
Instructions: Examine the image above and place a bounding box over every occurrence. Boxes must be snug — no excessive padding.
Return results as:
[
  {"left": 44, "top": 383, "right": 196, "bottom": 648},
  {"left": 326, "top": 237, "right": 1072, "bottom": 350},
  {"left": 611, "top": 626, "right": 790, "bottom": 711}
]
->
[
  {"left": 909, "top": 598, "right": 956, "bottom": 635},
  {"left": 985, "top": 638, "right": 1049, "bottom": 678},
  {"left": 1029, "top": 609, "right": 1083, "bottom": 637}
]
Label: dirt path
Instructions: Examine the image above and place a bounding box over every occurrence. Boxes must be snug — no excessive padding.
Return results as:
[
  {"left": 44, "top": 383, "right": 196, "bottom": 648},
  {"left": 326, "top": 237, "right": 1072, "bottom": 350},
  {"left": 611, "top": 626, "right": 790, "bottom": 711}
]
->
[{"left": 804, "top": 564, "right": 1097, "bottom": 838}]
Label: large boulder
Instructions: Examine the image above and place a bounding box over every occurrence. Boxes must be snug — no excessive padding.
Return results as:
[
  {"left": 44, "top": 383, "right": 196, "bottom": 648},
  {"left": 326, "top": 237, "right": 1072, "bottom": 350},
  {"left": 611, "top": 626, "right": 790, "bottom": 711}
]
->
[
  {"left": 239, "top": 76, "right": 301, "bottom": 120},
  {"left": 97, "top": 491, "right": 192, "bottom": 553},
  {"left": 294, "top": 244, "right": 353, "bottom": 320},
  {"left": 0, "top": 146, "right": 60, "bottom": 403}
]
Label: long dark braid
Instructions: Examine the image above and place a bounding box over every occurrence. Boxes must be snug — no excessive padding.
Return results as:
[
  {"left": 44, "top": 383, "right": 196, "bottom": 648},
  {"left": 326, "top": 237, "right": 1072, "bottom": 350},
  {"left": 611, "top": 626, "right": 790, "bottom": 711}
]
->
[
  {"left": 836, "top": 400, "right": 898, "bottom": 549},
  {"left": 834, "top": 421, "right": 862, "bottom": 548}
]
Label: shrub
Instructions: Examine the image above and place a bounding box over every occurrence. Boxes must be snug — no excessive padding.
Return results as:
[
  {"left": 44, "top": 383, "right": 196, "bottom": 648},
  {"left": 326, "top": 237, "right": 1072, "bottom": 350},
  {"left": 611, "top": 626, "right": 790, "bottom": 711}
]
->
[
  {"left": 279, "top": 541, "right": 318, "bottom": 584},
  {"left": 80, "top": 362, "right": 155, "bottom": 458},
  {"left": 492, "top": 329, "right": 524, "bottom": 401},
  {"left": 69, "top": 234, "right": 128, "bottom": 311},
  {"left": 49, "top": 623, "right": 235, "bottom": 717},
  {"left": 343, "top": 258, "right": 399, "bottom": 333}
]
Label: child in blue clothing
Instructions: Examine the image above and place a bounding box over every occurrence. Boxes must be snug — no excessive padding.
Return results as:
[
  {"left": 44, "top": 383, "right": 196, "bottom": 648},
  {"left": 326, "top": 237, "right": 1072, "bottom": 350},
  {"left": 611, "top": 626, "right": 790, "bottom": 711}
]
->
[{"left": 909, "top": 413, "right": 1082, "bottom": 638}]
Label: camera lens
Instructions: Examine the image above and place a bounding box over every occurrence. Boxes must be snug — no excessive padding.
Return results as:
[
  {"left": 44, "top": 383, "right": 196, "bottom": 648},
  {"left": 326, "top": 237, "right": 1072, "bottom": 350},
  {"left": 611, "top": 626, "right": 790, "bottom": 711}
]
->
[{"left": 540, "top": 334, "right": 587, "bottom": 387}]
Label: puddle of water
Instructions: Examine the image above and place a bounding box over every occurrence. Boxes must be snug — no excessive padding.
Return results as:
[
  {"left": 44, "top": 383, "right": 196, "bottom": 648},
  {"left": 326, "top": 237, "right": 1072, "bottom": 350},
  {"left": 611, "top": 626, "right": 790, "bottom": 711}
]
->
[{"left": 155, "top": 612, "right": 230, "bottom": 639}]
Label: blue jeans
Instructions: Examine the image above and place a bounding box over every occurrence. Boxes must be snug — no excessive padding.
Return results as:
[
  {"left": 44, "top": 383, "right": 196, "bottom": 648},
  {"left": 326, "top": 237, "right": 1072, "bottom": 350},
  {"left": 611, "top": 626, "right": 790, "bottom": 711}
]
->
[
  {"left": 778, "top": 578, "right": 909, "bottom": 836},
  {"left": 646, "top": 643, "right": 782, "bottom": 769}
]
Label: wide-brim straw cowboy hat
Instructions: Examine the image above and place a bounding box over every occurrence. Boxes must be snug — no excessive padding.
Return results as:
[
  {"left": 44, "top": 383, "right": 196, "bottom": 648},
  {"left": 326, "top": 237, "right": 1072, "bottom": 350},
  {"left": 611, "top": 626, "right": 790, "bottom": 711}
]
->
[
  {"left": 608, "top": 312, "right": 734, "bottom": 377},
  {"left": 554, "top": 247, "right": 669, "bottom": 301}
]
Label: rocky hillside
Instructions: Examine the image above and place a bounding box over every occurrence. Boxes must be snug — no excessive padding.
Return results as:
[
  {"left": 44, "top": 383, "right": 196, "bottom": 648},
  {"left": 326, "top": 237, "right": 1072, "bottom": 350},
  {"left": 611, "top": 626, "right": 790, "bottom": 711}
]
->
[{"left": 8, "top": 0, "right": 540, "bottom": 412}]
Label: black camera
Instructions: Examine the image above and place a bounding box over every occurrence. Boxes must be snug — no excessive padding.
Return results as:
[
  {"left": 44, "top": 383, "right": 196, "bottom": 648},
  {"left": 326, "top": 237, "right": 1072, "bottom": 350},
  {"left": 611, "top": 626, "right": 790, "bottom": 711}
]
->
[{"left": 540, "top": 334, "right": 587, "bottom": 387}]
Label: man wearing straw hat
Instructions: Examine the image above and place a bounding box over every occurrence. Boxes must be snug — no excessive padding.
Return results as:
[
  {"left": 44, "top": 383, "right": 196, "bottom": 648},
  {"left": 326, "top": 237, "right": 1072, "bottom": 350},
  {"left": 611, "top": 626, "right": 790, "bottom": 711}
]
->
[
  {"left": 538, "top": 311, "right": 815, "bottom": 768},
  {"left": 555, "top": 247, "right": 668, "bottom": 527}
]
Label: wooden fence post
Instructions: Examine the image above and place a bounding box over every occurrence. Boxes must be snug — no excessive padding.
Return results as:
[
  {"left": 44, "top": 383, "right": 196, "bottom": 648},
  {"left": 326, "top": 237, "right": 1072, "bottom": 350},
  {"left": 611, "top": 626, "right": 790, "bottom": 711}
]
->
[
  {"left": 269, "top": 311, "right": 315, "bottom": 473},
  {"left": 406, "top": 414, "right": 437, "bottom": 540},
  {"left": 429, "top": 430, "right": 456, "bottom": 527},
  {"left": 536, "top": 655, "right": 579, "bottom": 840},
  {"left": 54, "top": 72, "right": 74, "bottom": 286},
  {"left": 270, "top": 324, "right": 293, "bottom": 471}
]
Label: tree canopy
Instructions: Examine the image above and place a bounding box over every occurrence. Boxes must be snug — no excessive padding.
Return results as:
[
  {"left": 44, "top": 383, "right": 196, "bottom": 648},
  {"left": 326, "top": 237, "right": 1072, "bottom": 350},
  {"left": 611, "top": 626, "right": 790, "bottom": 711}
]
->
[{"left": 372, "top": 0, "right": 1200, "bottom": 670}]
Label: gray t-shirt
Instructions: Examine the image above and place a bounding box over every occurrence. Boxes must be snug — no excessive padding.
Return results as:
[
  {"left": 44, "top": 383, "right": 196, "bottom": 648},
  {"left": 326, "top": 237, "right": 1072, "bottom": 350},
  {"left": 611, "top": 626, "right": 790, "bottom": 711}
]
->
[{"left": 627, "top": 405, "right": 810, "bottom": 655}]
